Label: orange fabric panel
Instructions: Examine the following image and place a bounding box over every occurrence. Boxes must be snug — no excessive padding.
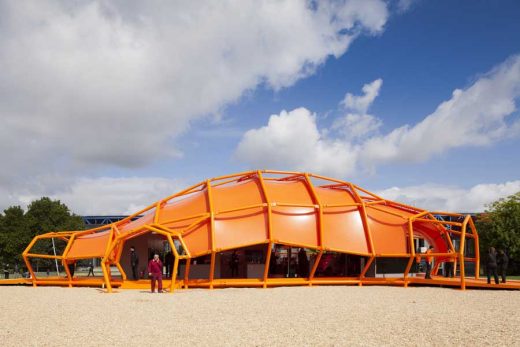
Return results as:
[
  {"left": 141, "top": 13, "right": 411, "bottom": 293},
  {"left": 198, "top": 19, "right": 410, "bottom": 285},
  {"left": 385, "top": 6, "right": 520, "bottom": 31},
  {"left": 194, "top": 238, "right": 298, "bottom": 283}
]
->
[
  {"left": 159, "top": 190, "right": 208, "bottom": 224},
  {"left": 67, "top": 231, "right": 110, "bottom": 258},
  {"left": 214, "top": 208, "right": 268, "bottom": 250},
  {"left": 271, "top": 206, "right": 318, "bottom": 247},
  {"left": 366, "top": 206, "right": 408, "bottom": 254},
  {"left": 212, "top": 179, "right": 265, "bottom": 212},
  {"left": 182, "top": 220, "right": 211, "bottom": 256},
  {"left": 315, "top": 186, "right": 357, "bottom": 205},
  {"left": 322, "top": 207, "right": 368, "bottom": 254},
  {"left": 265, "top": 180, "right": 314, "bottom": 205},
  {"left": 118, "top": 212, "right": 155, "bottom": 235},
  {"left": 414, "top": 221, "right": 449, "bottom": 252}
]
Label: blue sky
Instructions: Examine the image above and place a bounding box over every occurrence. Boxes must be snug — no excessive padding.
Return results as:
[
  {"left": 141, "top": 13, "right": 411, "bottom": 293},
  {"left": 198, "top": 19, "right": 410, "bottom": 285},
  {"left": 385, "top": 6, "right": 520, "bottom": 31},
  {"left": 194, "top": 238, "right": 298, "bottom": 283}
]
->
[{"left": 1, "top": 0, "right": 519, "bottom": 214}]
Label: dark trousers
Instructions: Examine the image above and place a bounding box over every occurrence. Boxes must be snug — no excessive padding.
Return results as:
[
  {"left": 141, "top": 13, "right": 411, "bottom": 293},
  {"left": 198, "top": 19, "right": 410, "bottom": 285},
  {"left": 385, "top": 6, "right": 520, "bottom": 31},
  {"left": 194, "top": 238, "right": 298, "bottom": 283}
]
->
[
  {"left": 487, "top": 266, "right": 499, "bottom": 284},
  {"left": 68, "top": 264, "right": 75, "bottom": 277},
  {"left": 131, "top": 265, "right": 138, "bottom": 280},
  {"left": 425, "top": 262, "right": 432, "bottom": 279},
  {"left": 87, "top": 268, "right": 94, "bottom": 277},
  {"left": 445, "top": 262, "right": 454, "bottom": 278},
  {"left": 231, "top": 265, "right": 238, "bottom": 278},
  {"left": 151, "top": 273, "right": 163, "bottom": 292},
  {"left": 498, "top": 266, "right": 507, "bottom": 283},
  {"left": 4, "top": 272, "right": 9, "bottom": 279}
]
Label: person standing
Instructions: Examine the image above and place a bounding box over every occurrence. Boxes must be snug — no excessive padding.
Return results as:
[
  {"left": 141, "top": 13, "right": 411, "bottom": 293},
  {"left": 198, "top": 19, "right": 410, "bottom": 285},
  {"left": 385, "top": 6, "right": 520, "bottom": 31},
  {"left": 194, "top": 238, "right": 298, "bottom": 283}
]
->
[
  {"left": 445, "top": 249, "right": 455, "bottom": 278},
  {"left": 148, "top": 253, "right": 163, "bottom": 293},
  {"left": 424, "top": 246, "right": 434, "bottom": 279},
  {"left": 230, "top": 251, "right": 239, "bottom": 278},
  {"left": 3, "top": 264, "right": 9, "bottom": 279},
  {"left": 130, "top": 246, "right": 139, "bottom": 280},
  {"left": 165, "top": 251, "right": 173, "bottom": 278},
  {"left": 497, "top": 249, "right": 509, "bottom": 284},
  {"left": 486, "top": 247, "right": 499, "bottom": 285},
  {"left": 297, "top": 248, "right": 309, "bottom": 278}
]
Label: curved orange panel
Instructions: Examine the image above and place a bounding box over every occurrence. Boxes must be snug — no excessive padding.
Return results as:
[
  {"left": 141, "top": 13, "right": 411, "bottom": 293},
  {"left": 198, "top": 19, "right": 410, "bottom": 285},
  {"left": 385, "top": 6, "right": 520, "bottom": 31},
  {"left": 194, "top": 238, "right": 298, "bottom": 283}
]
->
[
  {"left": 182, "top": 220, "right": 211, "bottom": 257},
  {"left": 214, "top": 208, "right": 268, "bottom": 250},
  {"left": 271, "top": 206, "right": 318, "bottom": 247},
  {"left": 118, "top": 211, "right": 155, "bottom": 235},
  {"left": 366, "top": 205, "right": 408, "bottom": 254},
  {"left": 212, "top": 179, "right": 265, "bottom": 212},
  {"left": 322, "top": 206, "right": 368, "bottom": 254},
  {"left": 265, "top": 180, "right": 314, "bottom": 205},
  {"left": 315, "top": 186, "right": 357, "bottom": 205},
  {"left": 67, "top": 230, "right": 110, "bottom": 258},
  {"left": 159, "top": 190, "right": 209, "bottom": 225}
]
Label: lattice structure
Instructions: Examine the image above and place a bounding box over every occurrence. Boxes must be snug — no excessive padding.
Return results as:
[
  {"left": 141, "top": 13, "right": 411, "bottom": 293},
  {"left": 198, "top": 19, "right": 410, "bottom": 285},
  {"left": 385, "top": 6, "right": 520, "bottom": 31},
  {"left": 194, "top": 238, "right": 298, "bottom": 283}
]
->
[{"left": 21, "top": 170, "right": 480, "bottom": 292}]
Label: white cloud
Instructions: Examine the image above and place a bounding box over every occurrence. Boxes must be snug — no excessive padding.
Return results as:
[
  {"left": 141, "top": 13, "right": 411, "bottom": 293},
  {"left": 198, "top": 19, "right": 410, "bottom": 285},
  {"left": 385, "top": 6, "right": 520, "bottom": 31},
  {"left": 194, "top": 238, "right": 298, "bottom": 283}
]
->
[
  {"left": 235, "top": 55, "right": 520, "bottom": 178},
  {"left": 235, "top": 108, "right": 357, "bottom": 178},
  {"left": 361, "top": 55, "right": 520, "bottom": 167},
  {"left": 15, "top": 177, "right": 184, "bottom": 215},
  {"left": 340, "top": 78, "right": 383, "bottom": 113},
  {"left": 377, "top": 181, "right": 520, "bottom": 212},
  {"left": 0, "top": 0, "right": 390, "bottom": 210},
  {"left": 396, "top": 0, "right": 418, "bottom": 13}
]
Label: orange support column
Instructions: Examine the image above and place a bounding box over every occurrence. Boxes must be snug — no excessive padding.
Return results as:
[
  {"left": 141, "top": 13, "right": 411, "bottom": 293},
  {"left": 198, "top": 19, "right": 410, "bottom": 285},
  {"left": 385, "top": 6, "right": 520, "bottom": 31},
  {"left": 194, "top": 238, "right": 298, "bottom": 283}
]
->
[
  {"left": 257, "top": 171, "right": 273, "bottom": 288},
  {"left": 304, "top": 173, "right": 323, "bottom": 286},
  {"left": 469, "top": 218, "right": 480, "bottom": 279},
  {"left": 459, "top": 215, "right": 470, "bottom": 290},
  {"left": 22, "top": 236, "right": 40, "bottom": 287},
  {"left": 206, "top": 180, "right": 217, "bottom": 289},
  {"left": 350, "top": 184, "right": 376, "bottom": 286}
]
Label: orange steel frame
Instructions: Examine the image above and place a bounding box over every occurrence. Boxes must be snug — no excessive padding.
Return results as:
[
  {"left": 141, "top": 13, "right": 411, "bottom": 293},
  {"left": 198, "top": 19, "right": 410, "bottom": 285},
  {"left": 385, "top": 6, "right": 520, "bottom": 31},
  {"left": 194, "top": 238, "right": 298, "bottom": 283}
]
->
[{"left": 21, "top": 170, "right": 480, "bottom": 292}]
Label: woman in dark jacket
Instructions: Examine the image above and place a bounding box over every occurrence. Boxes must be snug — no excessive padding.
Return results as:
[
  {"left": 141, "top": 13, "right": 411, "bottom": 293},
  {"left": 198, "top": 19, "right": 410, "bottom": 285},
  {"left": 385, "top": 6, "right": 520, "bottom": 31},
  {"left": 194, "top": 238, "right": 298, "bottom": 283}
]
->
[{"left": 486, "top": 247, "right": 499, "bottom": 285}]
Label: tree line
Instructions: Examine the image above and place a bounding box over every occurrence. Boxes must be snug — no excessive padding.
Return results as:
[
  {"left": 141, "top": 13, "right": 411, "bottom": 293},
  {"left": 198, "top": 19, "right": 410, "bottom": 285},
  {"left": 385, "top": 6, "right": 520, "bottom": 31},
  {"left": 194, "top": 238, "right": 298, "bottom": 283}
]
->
[{"left": 0, "top": 197, "right": 84, "bottom": 267}]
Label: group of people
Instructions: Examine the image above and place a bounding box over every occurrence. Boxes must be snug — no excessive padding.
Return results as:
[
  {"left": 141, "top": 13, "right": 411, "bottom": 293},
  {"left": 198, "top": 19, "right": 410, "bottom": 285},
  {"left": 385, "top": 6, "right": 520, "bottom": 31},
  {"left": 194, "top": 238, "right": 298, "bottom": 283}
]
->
[
  {"left": 417, "top": 245, "right": 510, "bottom": 285},
  {"left": 486, "top": 247, "right": 508, "bottom": 284}
]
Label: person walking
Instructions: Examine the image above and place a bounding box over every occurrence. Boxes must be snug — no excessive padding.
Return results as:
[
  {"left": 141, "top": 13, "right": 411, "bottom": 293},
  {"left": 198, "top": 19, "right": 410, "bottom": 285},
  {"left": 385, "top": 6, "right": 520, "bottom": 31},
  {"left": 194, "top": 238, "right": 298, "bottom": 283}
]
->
[
  {"left": 148, "top": 253, "right": 163, "bottom": 293},
  {"left": 129, "top": 246, "right": 139, "bottom": 280},
  {"left": 486, "top": 247, "right": 499, "bottom": 285},
  {"left": 87, "top": 261, "right": 95, "bottom": 277},
  {"left": 425, "top": 246, "right": 434, "bottom": 279},
  {"left": 497, "top": 249, "right": 509, "bottom": 284}
]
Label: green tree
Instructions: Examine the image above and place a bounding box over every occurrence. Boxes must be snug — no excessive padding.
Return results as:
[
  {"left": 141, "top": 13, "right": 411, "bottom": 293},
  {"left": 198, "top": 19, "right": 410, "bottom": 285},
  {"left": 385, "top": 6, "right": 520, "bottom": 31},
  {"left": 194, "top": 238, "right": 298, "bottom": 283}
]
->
[
  {"left": 0, "top": 197, "right": 84, "bottom": 265},
  {"left": 0, "top": 206, "right": 31, "bottom": 264},
  {"left": 476, "top": 192, "right": 520, "bottom": 274}
]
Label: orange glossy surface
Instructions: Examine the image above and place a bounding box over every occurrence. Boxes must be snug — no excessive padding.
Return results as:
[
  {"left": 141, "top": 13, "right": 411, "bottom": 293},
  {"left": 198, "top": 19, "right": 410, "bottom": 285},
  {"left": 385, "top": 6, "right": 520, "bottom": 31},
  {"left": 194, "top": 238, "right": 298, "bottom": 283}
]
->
[{"left": 21, "top": 170, "right": 479, "bottom": 291}]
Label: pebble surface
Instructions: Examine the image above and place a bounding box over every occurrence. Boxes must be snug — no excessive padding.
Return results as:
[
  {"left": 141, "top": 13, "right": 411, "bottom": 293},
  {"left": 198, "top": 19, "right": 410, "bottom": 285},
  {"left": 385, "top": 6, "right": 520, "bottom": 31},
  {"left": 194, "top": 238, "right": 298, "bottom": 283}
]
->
[{"left": 0, "top": 285, "right": 519, "bottom": 346}]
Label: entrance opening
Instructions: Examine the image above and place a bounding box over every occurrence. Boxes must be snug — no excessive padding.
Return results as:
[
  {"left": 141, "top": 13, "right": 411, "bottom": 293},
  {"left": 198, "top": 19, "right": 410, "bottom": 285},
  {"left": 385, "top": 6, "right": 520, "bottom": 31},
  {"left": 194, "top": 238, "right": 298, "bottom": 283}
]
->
[
  {"left": 314, "top": 252, "right": 365, "bottom": 277},
  {"left": 268, "top": 245, "right": 314, "bottom": 278},
  {"left": 216, "top": 244, "right": 267, "bottom": 279},
  {"left": 120, "top": 232, "right": 170, "bottom": 280}
]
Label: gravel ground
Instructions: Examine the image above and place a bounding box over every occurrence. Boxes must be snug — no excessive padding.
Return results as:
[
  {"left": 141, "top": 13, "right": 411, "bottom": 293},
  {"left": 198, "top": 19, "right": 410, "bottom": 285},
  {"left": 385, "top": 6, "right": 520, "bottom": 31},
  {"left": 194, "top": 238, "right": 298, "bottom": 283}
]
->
[{"left": 0, "top": 285, "right": 519, "bottom": 346}]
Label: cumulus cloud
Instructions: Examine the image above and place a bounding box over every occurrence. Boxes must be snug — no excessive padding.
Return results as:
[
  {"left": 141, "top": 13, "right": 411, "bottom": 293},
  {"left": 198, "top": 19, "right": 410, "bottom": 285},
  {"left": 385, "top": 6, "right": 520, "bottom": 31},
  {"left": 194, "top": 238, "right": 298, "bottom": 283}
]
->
[
  {"left": 235, "top": 108, "right": 357, "bottom": 178},
  {"left": 361, "top": 55, "right": 520, "bottom": 167},
  {"left": 0, "top": 0, "right": 390, "bottom": 211},
  {"left": 235, "top": 55, "right": 520, "bottom": 178},
  {"left": 377, "top": 181, "right": 520, "bottom": 212},
  {"left": 340, "top": 78, "right": 383, "bottom": 113},
  {"left": 14, "top": 177, "right": 184, "bottom": 215},
  {"left": 333, "top": 79, "right": 383, "bottom": 141}
]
